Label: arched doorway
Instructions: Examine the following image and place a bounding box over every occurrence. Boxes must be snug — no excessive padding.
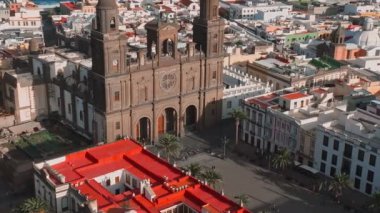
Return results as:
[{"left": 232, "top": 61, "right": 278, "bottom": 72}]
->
[
  {"left": 185, "top": 105, "right": 197, "bottom": 130},
  {"left": 136, "top": 117, "right": 151, "bottom": 143},
  {"left": 165, "top": 108, "right": 177, "bottom": 134}
]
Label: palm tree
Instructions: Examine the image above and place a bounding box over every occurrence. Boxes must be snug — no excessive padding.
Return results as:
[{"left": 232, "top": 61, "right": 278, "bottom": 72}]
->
[
  {"left": 184, "top": 163, "right": 203, "bottom": 178},
  {"left": 320, "top": 173, "right": 351, "bottom": 203},
  {"left": 201, "top": 168, "right": 222, "bottom": 189},
  {"left": 369, "top": 192, "right": 380, "bottom": 212},
  {"left": 13, "top": 197, "right": 48, "bottom": 213},
  {"left": 157, "top": 133, "right": 181, "bottom": 162},
  {"left": 234, "top": 194, "right": 249, "bottom": 207},
  {"left": 271, "top": 149, "right": 292, "bottom": 172},
  {"left": 228, "top": 109, "right": 247, "bottom": 145}
]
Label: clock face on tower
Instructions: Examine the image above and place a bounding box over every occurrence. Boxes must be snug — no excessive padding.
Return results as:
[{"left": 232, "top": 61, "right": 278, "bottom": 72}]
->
[
  {"left": 160, "top": 73, "right": 176, "bottom": 91},
  {"left": 112, "top": 59, "right": 118, "bottom": 66}
]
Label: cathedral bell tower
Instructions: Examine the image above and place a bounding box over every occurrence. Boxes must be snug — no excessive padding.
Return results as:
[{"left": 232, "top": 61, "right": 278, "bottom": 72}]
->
[
  {"left": 193, "top": 0, "right": 224, "bottom": 57},
  {"left": 91, "top": 0, "right": 127, "bottom": 77}
]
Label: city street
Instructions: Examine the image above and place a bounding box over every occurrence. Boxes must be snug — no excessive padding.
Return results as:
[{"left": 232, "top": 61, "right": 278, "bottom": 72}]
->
[{"left": 178, "top": 152, "right": 349, "bottom": 213}]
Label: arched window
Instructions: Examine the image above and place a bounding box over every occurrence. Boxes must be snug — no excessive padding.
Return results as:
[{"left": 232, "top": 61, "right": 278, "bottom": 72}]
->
[
  {"left": 110, "top": 17, "right": 116, "bottom": 29},
  {"left": 163, "top": 39, "right": 174, "bottom": 56}
]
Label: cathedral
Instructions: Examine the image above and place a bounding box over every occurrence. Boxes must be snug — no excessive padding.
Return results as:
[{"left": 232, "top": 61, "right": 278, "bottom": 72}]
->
[{"left": 52, "top": 0, "right": 225, "bottom": 143}]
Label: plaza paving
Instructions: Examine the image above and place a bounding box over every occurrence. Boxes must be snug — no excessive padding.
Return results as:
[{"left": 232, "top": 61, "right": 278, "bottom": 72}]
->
[{"left": 178, "top": 152, "right": 349, "bottom": 213}]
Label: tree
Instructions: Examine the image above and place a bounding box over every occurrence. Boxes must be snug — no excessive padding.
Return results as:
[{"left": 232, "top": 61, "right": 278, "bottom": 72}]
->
[
  {"left": 157, "top": 133, "right": 181, "bottom": 162},
  {"left": 184, "top": 163, "right": 203, "bottom": 178},
  {"left": 369, "top": 192, "right": 380, "bottom": 212},
  {"left": 320, "top": 173, "right": 351, "bottom": 203},
  {"left": 271, "top": 149, "right": 292, "bottom": 172},
  {"left": 228, "top": 109, "right": 247, "bottom": 145},
  {"left": 234, "top": 194, "right": 249, "bottom": 207},
  {"left": 13, "top": 197, "right": 48, "bottom": 213},
  {"left": 201, "top": 168, "right": 222, "bottom": 189}
]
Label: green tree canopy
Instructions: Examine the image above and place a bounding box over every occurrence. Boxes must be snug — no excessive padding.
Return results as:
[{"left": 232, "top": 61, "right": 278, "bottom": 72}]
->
[
  {"left": 157, "top": 133, "right": 181, "bottom": 162},
  {"left": 13, "top": 197, "right": 49, "bottom": 213}
]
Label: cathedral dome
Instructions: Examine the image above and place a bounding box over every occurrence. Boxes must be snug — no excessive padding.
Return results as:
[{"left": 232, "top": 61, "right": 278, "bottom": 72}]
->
[
  {"left": 350, "top": 17, "right": 380, "bottom": 48},
  {"left": 352, "top": 29, "right": 380, "bottom": 48},
  {"left": 96, "top": 0, "right": 117, "bottom": 9}
]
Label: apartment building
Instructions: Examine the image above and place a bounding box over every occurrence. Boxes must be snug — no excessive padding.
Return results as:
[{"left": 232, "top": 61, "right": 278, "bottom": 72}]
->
[
  {"left": 314, "top": 100, "right": 380, "bottom": 195},
  {"left": 242, "top": 87, "right": 346, "bottom": 166}
]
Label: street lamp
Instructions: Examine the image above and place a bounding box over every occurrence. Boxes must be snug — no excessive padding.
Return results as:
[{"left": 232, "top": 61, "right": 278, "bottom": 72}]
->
[{"left": 222, "top": 136, "right": 229, "bottom": 159}]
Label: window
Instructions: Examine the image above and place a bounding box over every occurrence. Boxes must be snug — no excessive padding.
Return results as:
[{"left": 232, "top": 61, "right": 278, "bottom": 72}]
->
[
  {"left": 79, "top": 111, "right": 83, "bottom": 121},
  {"left": 256, "top": 139, "right": 261, "bottom": 148},
  {"left": 356, "top": 165, "right": 362, "bottom": 177},
  {"left": 366, "top": 183, "right": 372, "bottom": 194},
  {"left": 323, "top": 136, "right": 329, "bottom": 147},
  {"left": 212, "top": 70, "right": 217, "bottom": 79},
  {"left": 62, "top": 197, "right": 68, "bottom": 211},
  {"left": 341, "top": 158, "right": 351, "bottom": 175},
  {"left": 227, "top": 101, "right": 232, "bottom": 109},
  {"left": 331, "top": 154, "right": 337, "bottom": 166},
  {"left": 115, "top": 122, "right": 121, "bottom": 130},
  {"left": 321, "top": 150, "right": 327, "bottom": 161},
  {"left": 344, "top": 144, "right": 353, "bottom": 158},
  {"left": 110, "top": 17, "right": 116, "bottom": 28},
  {"left": 8, "top": 88, "right": 14, "bottom": 102},
  {"left": 333, "top": 140, "right": 339, "bottom": 151},
  {"left": 132, "top": 178, "right": 138, "bottom": 189},
  {"left": 115, "top": 176, "right": 120, "bottom": 183},
  {"left": 114, "top": 91, "right": 120, "bottom": 101},
  {"left": 125, "top": 174, "right": 131, "bottom": 185},
  {"left": 369, "top": 154, "right": 376, "bottom": 166},
  {"left": 106, "top": 179, "right": 111, "bottom": 186},
  {"left": 367, "top": 170, "right": 374, "bottom": 182},
  {"left": 358, "top": 150, "right": 364, "bottom": 161},
  {"left": 294, "top": 102, "right": 298, "bottom": 108},
  {"left": 68, "top": 104, "right": 72, "bottom": 114},
  {"left": 320, "top": 162, "right": 326, "bottom": 173},
  {"left": 330, "top": 167, "right": 336, "bottom": 177},
  {"left": 354, "top": 178, "right": 361, "bottom": 189}
]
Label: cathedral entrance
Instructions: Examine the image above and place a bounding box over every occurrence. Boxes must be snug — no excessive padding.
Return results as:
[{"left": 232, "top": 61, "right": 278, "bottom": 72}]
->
[
  {"left": 185, "top": 105, "right": 197, "bottom": 130},
  {"left": 137, "top": 117, "right": 151, "bottom": 143},
  {"left": 165, "top": 108, "right": 177, "bottom": 134}
]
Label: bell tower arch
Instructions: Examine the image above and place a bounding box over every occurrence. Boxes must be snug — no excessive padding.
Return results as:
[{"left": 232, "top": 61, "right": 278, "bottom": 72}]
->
[
  {"left": 91, "top": 0, "right": 127, "bottom": 77},
  {"left": 145, "top": 21, "right": 180, "bottom": 66},
  {"left": 193, "top": 0, "right": 224, "bottom": 58}
]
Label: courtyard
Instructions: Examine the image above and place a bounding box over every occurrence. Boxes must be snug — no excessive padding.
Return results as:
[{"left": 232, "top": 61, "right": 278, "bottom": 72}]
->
[{"left": 178, "top": 152, "right": 349, "bottom": 213}]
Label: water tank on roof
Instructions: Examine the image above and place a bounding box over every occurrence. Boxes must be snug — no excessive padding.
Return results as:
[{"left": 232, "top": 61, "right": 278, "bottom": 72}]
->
[{"left": 29, "top": 38, "right": 40, "bottom": 53}]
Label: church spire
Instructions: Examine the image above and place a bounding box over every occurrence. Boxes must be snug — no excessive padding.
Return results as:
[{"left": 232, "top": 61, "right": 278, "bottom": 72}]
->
[
  {"left": 200, "top": 0, "right": 219, "bottom": 21},
  {"left": 93, "top": 0, "right": 119, "bottom": 34}
]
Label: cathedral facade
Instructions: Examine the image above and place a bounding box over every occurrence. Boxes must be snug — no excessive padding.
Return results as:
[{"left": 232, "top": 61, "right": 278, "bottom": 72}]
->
[{"left": 81, "top": 0, "right": 225, "bottom": 143}]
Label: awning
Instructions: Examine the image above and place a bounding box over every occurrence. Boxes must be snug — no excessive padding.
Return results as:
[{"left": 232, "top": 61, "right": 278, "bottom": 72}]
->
[{"left": 298, "top": 164, "right": 319, "bottom": 174}]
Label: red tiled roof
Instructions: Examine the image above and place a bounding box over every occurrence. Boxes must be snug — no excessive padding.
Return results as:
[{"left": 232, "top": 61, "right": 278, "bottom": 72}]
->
[
  {"left": 312, "top": 88, "right": 327, "bottom": 94},
  {"left": 61, "top": 2, "right": 77, "bottom": 10},
  {"left": 281, "top": 92, "right": 308, "bottom": 100},
  {"left": 49, "top": 139, "right": 250, "bottom": 213}
]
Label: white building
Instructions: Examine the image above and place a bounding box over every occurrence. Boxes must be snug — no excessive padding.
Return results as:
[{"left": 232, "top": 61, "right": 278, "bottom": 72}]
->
[
  {"left": 0, "top": 7, "right": 42, "bottom": 30},
  {"left": 344, "top": 4, "right": 376, "bottom": 15},
  {"left": 222, "top": 66, "right": 272, "bottom": 119},
  {"left": 242, "top": 87, "right": 345, "bottom": 165},
  {"left": 314, "top": 100, "right": 380, "bottom": 195},
  {"left": 229, "top": 1, "right": 292, "bottom": 20},
  {"left": 255, "top": 8, "right": 289, "bottom": 22}
]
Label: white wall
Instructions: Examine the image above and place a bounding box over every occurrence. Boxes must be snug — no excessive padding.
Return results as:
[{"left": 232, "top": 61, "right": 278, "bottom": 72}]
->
[
  {"left": 75, "top": 97, "right": 85, "bottom": 129},
  {"left": 64, "top": 90, "right": 73, "bottom": 122},
  {"left": 88, "top": 104, "right": 94, "bottom": 134}
]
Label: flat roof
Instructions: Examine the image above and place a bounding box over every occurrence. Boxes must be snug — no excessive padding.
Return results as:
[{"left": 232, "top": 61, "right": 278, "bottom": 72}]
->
[
  {"left": 46, "top": 140, "right": 249, "bottom": 213},
  {"left": 281, "top": 92, "right": 309, "bottom": 100}
]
